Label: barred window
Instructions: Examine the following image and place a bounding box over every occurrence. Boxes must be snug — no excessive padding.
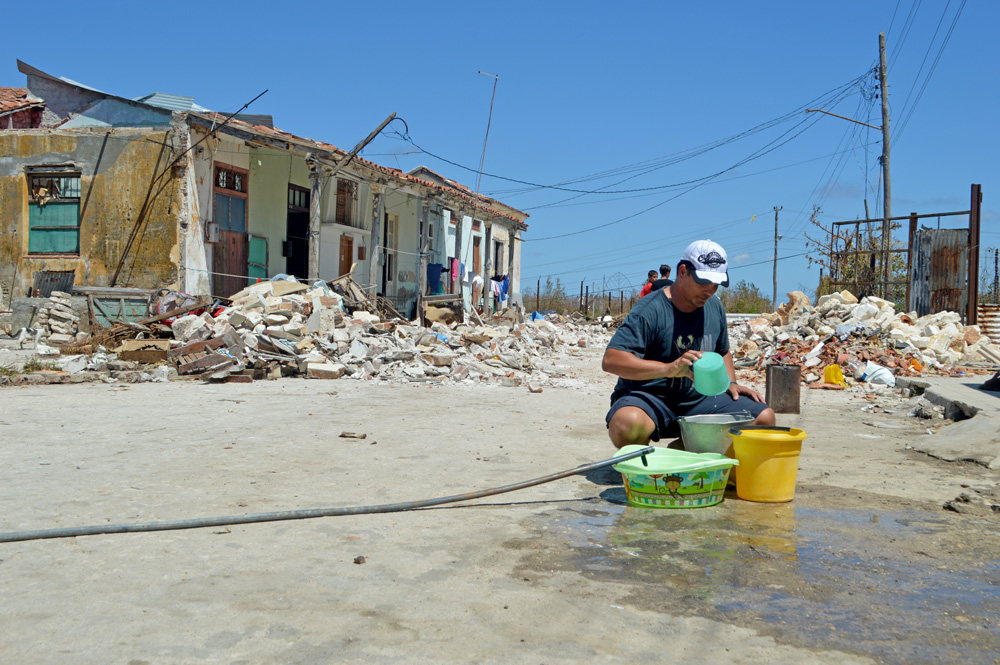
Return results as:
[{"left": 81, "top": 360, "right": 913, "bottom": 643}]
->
[{"left": 27, "top": 173, "right": 81, "bottom": 254}]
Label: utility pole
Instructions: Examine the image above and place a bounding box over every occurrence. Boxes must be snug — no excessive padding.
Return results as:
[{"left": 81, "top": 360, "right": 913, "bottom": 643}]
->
[
  {"left": 773, "top": 206, "right": 782, "bottom": 309},
  {"left": 994, "top": 248, "right": 998, "bottom": 304},
  {"left": 879, "top": 32, "right": 892, "bottom": 297},
  {"left": 307, "top": 112, "right": 397, "bottom": 282}
]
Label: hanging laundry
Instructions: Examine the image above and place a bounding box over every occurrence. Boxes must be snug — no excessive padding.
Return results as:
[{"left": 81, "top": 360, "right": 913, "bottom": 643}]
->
[
  {"left": 498, "top": 275, "right": 509, "bottom": 303},
  {"left": 426, "top": 263, "right": 443, "bottom": 295}
]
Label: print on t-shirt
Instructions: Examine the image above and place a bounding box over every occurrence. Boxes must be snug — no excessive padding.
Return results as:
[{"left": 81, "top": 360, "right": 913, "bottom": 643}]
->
[{"left": 669, "top": 333, "right": 696, "bottom": 389}]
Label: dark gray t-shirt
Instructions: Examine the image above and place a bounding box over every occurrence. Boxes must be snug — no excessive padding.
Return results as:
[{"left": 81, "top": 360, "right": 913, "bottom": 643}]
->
[{"left": 607, "top": 290, "right": 729, "bottom": 407}]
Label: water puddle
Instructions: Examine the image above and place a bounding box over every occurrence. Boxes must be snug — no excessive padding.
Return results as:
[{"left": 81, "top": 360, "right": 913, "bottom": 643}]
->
[{"left": 523, "top": 486, "right": 1000, "bottom": 664}]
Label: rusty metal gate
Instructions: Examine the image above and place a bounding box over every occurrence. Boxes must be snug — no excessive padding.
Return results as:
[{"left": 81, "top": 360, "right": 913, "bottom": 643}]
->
[
  {"left": 908, "top": 229, "right": 968, "bottom": 318},
  {"left": 823, "top": 183, "right": 982, "bottom": 324}
]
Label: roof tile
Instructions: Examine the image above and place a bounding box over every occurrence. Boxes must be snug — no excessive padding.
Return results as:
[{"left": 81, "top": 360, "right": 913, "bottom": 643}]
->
[
  {"left": 0, "top": 87, "right": 43, "bottom": 114},
  {"left": 192, "top": 111, "right": 528, "bottom": 227}
]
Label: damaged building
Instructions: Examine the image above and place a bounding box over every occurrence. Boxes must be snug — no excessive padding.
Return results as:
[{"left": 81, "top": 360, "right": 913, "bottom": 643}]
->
[{"left": 0, "top": 60, "right": 528, "bottom": 321}]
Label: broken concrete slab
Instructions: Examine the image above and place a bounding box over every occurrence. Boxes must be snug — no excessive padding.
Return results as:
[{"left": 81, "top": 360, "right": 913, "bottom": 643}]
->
[
  {"left": 307, "top": 362, "right": 346, "bottom": 379},
  {"left": 913, "top": 416, "right": 1000, "bottom": 469},
  {"left": 117, "top": 339, "right": 171, "bottom": 363}
]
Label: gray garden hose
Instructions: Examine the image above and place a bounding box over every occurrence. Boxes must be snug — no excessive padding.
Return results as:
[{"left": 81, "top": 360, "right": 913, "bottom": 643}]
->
[{"left": 0, "top": 446, "right": 652, "bottom": 543}]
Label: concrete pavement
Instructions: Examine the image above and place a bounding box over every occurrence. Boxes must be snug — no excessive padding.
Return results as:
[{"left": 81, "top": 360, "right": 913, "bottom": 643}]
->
[{"left": 898, "top": 373, "right": 1000, "bottom": 469}]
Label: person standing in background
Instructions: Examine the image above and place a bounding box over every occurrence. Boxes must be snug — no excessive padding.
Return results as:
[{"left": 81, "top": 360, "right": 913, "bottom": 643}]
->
[{"left": 639, "top": 270, "right": 658, "bottom": 298}]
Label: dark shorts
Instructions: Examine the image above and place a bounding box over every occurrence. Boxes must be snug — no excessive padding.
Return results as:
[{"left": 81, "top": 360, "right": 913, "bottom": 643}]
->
[{"left": 605, "top": 390, "right": 770, "bottom": 442}]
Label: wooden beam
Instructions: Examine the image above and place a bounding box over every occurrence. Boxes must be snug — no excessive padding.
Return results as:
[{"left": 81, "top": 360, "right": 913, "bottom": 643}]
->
[{"left": 138, "top": 297, "right": 211, "bottom": 325}]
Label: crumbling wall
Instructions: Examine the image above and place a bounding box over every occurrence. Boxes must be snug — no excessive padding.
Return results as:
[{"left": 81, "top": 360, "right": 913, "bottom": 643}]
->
[{"left": 0, "top": 127, "right": 184, "bottom": 297}]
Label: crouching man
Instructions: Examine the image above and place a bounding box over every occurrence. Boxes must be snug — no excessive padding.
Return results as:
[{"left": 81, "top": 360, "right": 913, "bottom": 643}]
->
[{"left": 603, "top": 240, "right": 775, "bottom": 448}]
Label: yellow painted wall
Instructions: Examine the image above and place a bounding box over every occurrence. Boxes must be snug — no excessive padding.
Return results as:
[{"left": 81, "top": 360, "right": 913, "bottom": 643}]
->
[{"left": 0, "top": 128, "right": 183, "bottom": 296}]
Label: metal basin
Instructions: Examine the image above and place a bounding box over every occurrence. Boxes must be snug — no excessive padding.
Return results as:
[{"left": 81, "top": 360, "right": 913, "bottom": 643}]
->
[{"left": 677, "top": 412, "right": 753, "bottom": 456}]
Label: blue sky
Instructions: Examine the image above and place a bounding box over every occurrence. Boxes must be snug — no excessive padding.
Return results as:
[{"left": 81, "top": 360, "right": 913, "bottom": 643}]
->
[{"left": 3, "top": 1, "right": 995, "bottom": 302}]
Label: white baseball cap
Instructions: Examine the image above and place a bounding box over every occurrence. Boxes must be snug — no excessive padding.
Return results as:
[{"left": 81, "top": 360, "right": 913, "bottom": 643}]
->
[{"left": 681, "top": 240, "right": 729, "bottom": 287}]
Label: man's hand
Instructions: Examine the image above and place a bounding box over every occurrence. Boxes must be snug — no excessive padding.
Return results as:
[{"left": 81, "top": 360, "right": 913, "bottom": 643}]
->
[
  {"left": 603, "top": 348, "right": 703, "bottom": 382},
  {"left": 664, "top": 350, "right": 702, "bottom": 380},
  {"left": 728, "top": 381, "right": 764, "bottom": 402}
]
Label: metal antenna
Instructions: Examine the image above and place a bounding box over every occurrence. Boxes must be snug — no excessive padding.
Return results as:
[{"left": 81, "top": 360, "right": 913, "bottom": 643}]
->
[{"left": 464, "top": 71, "right": 499, "bottom": 272}]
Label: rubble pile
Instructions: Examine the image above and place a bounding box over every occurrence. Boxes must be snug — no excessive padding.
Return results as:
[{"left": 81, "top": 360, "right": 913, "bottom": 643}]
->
[
  {"left": 166, "top": 280, "right": 610, "bottom": 386},
  {"left": 34, "top": 291, "right": 87, "bottom": 347},
  {"left": 730, "top": 290, "right": 1000, "bottom": 383}
]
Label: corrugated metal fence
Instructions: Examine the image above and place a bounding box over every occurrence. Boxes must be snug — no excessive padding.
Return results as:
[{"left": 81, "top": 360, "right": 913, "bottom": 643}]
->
[
  {"left": 909, "top": 229, "right": 969, "bottom": 319},
  {"left": 978, "top": 304, "right": 1000, "bottom": 342}
]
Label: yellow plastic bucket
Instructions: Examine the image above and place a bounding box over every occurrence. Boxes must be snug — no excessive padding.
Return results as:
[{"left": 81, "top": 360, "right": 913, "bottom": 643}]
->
[{"left": 728, "top": 426, "right": 807, "bottom": 503}]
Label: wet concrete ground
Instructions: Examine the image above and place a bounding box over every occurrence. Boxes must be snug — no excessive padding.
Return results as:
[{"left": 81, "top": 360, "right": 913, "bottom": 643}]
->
[
  {"left": 3, "top": 354, "right": 1000, "bottom": 663},
  {"left": 515, "top": 479, "right": 1000, "bottom": 665}
]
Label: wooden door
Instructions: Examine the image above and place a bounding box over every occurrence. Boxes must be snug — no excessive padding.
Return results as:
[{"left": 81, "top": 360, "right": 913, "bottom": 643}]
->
[
  {"left": 214, "top": 229, "right": 249, "bottom": 297},
  {"left": 339, "top": 234, "right": 354, "bottom": 277}
]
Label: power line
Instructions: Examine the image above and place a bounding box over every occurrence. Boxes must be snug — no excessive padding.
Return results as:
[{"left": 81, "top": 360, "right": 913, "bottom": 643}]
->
[
  {"left": 889, "top": 0, "right": 925, "bottom": 71},
  {"left": 518, "top": 144, "right": 879, "bottom": 212},
  {"left": 388, "top": 72, "right": 871, "bottom": 199},
  {"left": 526, "top": 92, "right": 854, "bottom": 242},
  {"left": 893, "top": 0, "right": 966, "bottom": 143},
  {"left": 894, "top": 0, "right": 953, "bottom": 123}
]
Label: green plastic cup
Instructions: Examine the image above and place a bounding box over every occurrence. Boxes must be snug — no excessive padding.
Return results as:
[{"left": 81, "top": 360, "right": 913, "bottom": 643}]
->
[{"left": 693, "top": 351, "right": 730, "bottom": 396}]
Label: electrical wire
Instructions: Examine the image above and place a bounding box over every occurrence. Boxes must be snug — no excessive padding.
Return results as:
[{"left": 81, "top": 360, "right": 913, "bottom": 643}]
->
[
  {"left": 893, "top": 0, "right": 953, "bottom": 128},
  {"left": 525, "top": 102, "right": 842, "bottom": 242},
  {"left": 888, "top": 0, "right": 925, "bottom": 71},
  {"left": 520, "top": 144, "right": 879, "bottom": 212},
  {"left": 893, "top": 0, "right": 966, "bottom": 144},
  {"left": 389, "top": 72, "right": 871, "bottom": 199}
]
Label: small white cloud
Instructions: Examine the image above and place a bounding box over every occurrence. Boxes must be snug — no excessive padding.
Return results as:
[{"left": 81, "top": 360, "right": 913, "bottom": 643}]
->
[{"left": 730, "top": 253, "right": 751, "bottom": 266}]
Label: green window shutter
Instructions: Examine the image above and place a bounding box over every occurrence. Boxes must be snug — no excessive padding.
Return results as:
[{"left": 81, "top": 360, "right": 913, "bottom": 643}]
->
[
  {"left": 248, "top": 235, "right": 268, "bottom": 284},
  {"left": 28, "top": 202, "right": 80, "bottom": 254}
]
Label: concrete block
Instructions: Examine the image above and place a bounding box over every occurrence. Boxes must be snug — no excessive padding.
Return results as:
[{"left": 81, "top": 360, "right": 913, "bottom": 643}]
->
[
  {"left": 265, "top": 313, "right": 290, "bottom": 326},
  {"left": 307, "top": 362, "right": 345, "bottom": 379},
  {"left": 46, "top": 333, "right": 74, "bottom": 346},
  {"left": 212, "top": 320, "right": 234, "bottom": 339},
  {"left": 49, "top": 307, "right": 79, "bottom": 323},
  {"left": 420, "top": 353, "right": 454, "bottom": 367},
  {"left": 171, "top": 314, "right": 203, "bottom": 341},
  {"left": 228, "top": 311, "right": 252, "bottom": 328},
  {"left": 306, "top": 308, "right": 339, "bottom": 334}
]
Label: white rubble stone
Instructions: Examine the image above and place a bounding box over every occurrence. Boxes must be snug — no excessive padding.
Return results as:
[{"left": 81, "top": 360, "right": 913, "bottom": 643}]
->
[
  {"left": 171, "top": 314, "right": 203, "bottom": 341},
  {"left": 850, "top": 303, "right": 879, "bottom": 321}
]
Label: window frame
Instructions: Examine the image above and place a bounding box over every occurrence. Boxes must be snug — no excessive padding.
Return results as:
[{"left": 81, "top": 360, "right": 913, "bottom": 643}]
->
[
  {"left": 213, "top": 163, "right": 249, "bottom": 233},
  {"left": 26, "top": 171, "right": 82, "bottom": 256},
  {"left": 288, "top": 184, "right": 309, "bottom": 211},
  {"left": 335, "top": 178, "right": 359, "bottom": 227}
]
